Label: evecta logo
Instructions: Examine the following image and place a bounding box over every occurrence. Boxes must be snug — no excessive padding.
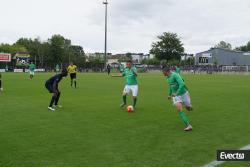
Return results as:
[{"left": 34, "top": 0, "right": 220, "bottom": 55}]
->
[
  {"left": 217, "top": 150, "right": 250, "bottom": 161},
  {"left": 220, "top": 152, "right": 244, "bottom": 160}
]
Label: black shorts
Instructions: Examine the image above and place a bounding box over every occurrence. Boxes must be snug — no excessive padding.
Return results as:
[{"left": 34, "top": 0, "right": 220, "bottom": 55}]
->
[
  {"left": 45, "top": 83, "right": 54, "bottom": 93},
  {"left": 70, "top": 73, "right": 76, "bottom": 79}
]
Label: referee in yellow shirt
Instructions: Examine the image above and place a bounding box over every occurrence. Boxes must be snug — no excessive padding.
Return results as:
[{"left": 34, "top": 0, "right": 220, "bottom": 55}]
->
[{"left": 67, "top": 62, "right": 77, "bottom": 88}]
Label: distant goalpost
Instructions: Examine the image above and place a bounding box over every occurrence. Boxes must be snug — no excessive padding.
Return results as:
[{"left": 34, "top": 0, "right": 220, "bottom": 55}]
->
[{"left": 222, "top": 66, "right": 249, "bottom": 72}]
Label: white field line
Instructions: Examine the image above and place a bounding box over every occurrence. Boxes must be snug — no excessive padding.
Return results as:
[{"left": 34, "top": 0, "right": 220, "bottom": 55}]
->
[{"left": 202, "top": 144, "right": 250, "bottom": 167}]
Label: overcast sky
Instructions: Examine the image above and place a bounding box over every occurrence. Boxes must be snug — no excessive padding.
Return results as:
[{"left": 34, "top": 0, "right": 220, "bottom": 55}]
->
[{"left": 0, "top": 0, "right": 250, "bottom": 54}]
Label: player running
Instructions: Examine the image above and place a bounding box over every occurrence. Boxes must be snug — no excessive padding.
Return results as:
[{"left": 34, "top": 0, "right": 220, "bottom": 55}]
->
[
  {"left": 162, "top": 67, "right": 193, "bottom": 131},
  {"left": 113, "top": 60, "right": 138, "bottom": 109},
  {"left": 45, "top": 69, "right": 68, "bottom": 111},
  {"left": 28, "top": 62, "right": 36, "bottom": 80},
  {"left": 67, "top": 62, "right": 77, "bottom": 88}
]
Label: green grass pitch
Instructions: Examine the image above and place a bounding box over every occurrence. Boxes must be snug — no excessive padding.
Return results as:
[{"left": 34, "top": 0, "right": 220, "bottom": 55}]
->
[{"left": 0, "top": 73, "right": 250, "bottom": 167}]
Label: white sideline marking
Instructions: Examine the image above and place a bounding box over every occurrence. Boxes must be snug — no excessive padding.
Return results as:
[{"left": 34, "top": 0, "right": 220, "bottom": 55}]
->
[{"left": 202, "top": 144, "right": 250, "bottom": 167}]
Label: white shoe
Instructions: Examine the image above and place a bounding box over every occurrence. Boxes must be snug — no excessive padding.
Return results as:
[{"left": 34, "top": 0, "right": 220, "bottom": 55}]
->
[
  {"left": 0, "top": 88, "right": 3, "bottom": 91},
  {"left": 48, "top": 107, "right": 55, "bottom": 111},
  {"left": 184, "top": 125, "right": 193, "bottom": 131}
]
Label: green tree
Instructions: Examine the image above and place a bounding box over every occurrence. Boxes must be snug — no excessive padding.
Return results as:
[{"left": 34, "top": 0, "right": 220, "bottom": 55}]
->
[
  {"left": 70, "top": 45, "right": 86, "bottom": 66},
  {"left": 0, "top": 43, "right": 27, "bottom": 54},
  {"left": 40, "top": 42, "right": 51, "bottom": 67},
  {"left": 235, "top": 41, "right": 250, "bottom": 51},
  {"left": 150, "top": 32, "right": 184, "bottom": 62},
  {"left": 48, "top": 34, "right": 66, "bottom": 64},
  {"left": 15, "top": 38, "right": 33, "bottom": 50},
  {"left": 2, "top": 34, "right": 86, "bottom": 68},
  {"left": 214, "top": 41, "right": 232, "bottom": 50},
  {"left": 62, "top": 39, "right": 72, "bottom": 64}
]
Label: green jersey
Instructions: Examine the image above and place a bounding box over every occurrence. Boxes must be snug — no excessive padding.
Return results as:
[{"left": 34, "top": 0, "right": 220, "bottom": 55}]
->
[
  {"left": 122, "top": 67, "right": 138, "bottom": 85},
  {"left": 29, "top": 64, "right": 36, "bottom": 72},
  {"left": 166, "top": 72, "right": 188, "bottom": 96}
]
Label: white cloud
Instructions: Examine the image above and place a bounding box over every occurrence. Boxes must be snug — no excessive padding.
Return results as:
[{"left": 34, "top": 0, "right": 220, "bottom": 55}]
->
[{"left": 0, "top": 0, "right": 250, "bottom": 54}]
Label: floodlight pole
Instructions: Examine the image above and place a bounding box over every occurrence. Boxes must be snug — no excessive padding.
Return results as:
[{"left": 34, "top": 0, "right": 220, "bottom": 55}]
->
[{"left": 103, "top": 0, "right": 108, "bottom": 70}]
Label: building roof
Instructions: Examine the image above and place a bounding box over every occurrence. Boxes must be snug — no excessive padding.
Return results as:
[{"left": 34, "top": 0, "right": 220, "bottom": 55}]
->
[{"left": 196, "top": 47, "right": 245, "bottom": 55}]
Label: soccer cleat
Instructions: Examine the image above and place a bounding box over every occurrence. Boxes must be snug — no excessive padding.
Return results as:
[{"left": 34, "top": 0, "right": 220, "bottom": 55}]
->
[
  {"left": 184, "top": 125, "right": 193, "bottom": 131},
  {"left": 120, "top": 103, "right": 126, "bottom": 108},
  {"left": 186, "top": 106, "right": 193, "bottom": 112},
  {"left": 0, "top": 88, "right": 3, "bottom": 91},
  {"left": 48, "top": 107, "right": 55, "bottom": 111}
]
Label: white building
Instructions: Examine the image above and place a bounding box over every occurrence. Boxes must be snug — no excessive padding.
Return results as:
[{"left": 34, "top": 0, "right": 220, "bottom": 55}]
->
[
  {"left": 85, "top": 52, "right": 112, "bottom": 62},
  {"left": 131, "top": 53, "right": 150, "bottom": 64},
  {"left": 86, "top": 52, "right": 151, "bottom": 64}
]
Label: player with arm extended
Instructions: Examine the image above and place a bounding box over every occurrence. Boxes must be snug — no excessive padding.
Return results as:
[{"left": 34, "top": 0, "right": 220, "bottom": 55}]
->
[
  {"left": 112, "top": 60, "right": 138, "bottom": 109},
  {"left": 162, "top": 66, "right": 193, "bottom": 131},
  {"left": 45, "top": 69, "right": 68, "bottom": 111}
]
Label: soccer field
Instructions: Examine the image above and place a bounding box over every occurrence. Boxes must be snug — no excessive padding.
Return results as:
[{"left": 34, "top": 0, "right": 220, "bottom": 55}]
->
[{"left": 0, "top": 73, "right": 250, "bottom": 167}]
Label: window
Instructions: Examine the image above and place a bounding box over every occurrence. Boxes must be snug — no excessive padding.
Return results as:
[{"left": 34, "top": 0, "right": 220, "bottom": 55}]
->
[{"left": 199, "top": 57, "right": 209, "bottom": 64}]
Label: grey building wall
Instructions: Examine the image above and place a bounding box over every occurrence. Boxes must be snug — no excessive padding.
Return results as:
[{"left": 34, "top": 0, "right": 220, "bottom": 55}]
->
[{"left": 195, "top": 48, "right": 250, "bottom": 66}]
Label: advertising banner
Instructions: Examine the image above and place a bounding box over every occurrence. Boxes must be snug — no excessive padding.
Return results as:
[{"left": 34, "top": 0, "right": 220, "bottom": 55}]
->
[
  {"left": 0, "top": 53, "right": 11, "bottom": 62},
  {"left": 15, "top": 53, "right": 30, "bottom": 66}
]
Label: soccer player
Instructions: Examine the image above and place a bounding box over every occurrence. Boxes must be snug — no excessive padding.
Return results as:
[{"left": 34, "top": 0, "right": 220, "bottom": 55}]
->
[
  {"left": 28, "top": 62, "right": 36, "bottom": 80},
  {"left": 0, "top": 73, "right": 3, "bottom": 91},
  {"left": 55, "top": 64, "right": 60, "bottom": 73},
  {"left": 67, "top": 62, "right": 77, "bottom": 88},
  {"left": 162, "top": 67, "right": 193, "bottom": 131},
  {"left": 45, "top": 69, "right": 68, "bottom": 111},
  {"left": 113, "top": 60, "right": 138, "bottom": 108},
  {"left": 107, "top": 64, "right": 111, "bottom": 75}
]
